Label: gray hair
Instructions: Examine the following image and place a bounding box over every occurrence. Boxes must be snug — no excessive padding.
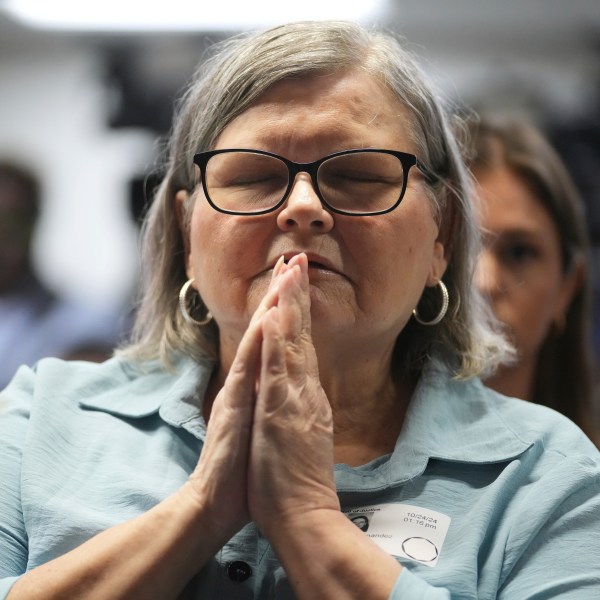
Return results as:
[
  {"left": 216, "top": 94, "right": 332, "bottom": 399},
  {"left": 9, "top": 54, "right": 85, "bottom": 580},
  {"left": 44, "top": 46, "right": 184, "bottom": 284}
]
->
[{"left": 120, "top": 20, "right": 512, "bottom": 378}]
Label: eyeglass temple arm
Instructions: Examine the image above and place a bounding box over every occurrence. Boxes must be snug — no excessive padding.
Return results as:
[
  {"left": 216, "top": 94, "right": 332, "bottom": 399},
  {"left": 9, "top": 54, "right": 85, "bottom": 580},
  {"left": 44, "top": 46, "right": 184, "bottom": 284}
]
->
[{"left": 415, "top": 159, "right": 438, "bottom": 185}]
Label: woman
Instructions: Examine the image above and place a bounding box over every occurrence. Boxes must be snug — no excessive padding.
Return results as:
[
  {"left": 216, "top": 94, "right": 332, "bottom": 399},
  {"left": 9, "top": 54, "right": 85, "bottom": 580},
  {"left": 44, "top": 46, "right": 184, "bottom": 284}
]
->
[
  {"left": 1, "top": 21, "right": 599, "bottom": 599},
  {"left": 467, "top": 116, "right": 598, "bottom": 441}
]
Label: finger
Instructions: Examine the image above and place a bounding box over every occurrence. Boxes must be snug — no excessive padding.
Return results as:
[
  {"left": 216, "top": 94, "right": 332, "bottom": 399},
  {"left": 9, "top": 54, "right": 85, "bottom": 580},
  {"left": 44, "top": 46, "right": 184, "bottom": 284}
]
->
[
  {"left": 278, "top": 255, "right": 311, "bottom": 342},
  {"left": 242, "top": 260, "right": 283, "bottom": 334},
  {"left": 272, "top": 254, "right": 285, "bottom": 280},
  {"left": 276, "top": 259, "right": 319, "bottom": 381},
  {"left": 215, "top": 255, "right": 288, "bottom": 414},
  {"left": 218, "top": 255, "right": 290, "bottom": 410},
  {"left": 282, "top": 254, "right": 310, "bottom": 334},
  {"left": 257, "top": 306, "right": 289, "bottom": 414},
  {"left": 219, "top": 310, "right": 265, "bottom": 411},
  {"left": 285, "top": 252, "right": 308, "bottom": 274}
]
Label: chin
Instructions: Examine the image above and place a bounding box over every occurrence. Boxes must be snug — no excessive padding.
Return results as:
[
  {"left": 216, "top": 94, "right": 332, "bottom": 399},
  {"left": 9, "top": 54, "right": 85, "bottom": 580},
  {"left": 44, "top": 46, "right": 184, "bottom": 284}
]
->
[{"left": 309, "top": 305, "right": 357, "bottom": 337}]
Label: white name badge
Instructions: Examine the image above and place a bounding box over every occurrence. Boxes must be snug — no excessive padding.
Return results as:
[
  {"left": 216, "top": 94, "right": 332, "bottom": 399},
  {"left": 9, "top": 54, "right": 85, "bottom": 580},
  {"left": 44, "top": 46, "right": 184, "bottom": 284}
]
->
[{"left": 343, "top": 503, "right": 451, "bottom": 567}]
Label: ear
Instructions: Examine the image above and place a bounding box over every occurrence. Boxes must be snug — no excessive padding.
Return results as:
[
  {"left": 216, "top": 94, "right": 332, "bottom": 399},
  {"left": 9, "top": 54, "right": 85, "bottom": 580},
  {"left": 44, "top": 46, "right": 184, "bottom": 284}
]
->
[
  {"left": 554, "top": 255, "right": 585, "bottom": 321},
  {"left": 425, "top": 192, "right": 455, "bottom": 287},
  {"left": 175, "top": 189, "right": 194, "bottom": 280},
  {"left": 426, "top": 240, "right": 449, "bottom": 287}
]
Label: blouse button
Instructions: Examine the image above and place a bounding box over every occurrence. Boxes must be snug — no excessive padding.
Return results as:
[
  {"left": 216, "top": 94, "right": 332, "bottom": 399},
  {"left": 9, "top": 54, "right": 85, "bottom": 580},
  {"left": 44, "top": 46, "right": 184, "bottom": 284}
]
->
[{"left": 227, "top": 560, "right": 253, "bottom": 582}]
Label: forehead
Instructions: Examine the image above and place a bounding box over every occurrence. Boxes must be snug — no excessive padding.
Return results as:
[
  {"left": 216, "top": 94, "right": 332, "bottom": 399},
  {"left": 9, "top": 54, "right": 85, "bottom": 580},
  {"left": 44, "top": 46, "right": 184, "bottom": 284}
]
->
[
  {"left": 214, "top": 70, "right": 419, "bottom": 155},
  {"left": 475, "top": 166, "right": 559, "bottom": 237}
]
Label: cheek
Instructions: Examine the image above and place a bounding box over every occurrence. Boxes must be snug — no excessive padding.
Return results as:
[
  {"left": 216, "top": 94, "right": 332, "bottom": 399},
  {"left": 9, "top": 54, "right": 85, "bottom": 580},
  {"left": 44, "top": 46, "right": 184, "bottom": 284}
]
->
[
  {"left": 347, "top": 213, "right": 437, "bottom": 310},
  {"left": 495, "top": 275, "right": 563, "bottom": 355},
  {"left": 186, "top": 207, "right": 273, "bottom": 322},
  {"left": 187, "top": 209, "right": 226, "bottom": 275}
]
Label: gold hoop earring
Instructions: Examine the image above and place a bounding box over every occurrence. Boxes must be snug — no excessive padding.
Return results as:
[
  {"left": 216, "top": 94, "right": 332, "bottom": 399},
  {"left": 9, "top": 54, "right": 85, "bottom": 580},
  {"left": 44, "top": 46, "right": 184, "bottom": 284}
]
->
[
  {"left": 412, "top": 280, "right": 449, "bottom": 326},
  {"left": 178, "top": 279, "right": 213, "bottom": 326}
]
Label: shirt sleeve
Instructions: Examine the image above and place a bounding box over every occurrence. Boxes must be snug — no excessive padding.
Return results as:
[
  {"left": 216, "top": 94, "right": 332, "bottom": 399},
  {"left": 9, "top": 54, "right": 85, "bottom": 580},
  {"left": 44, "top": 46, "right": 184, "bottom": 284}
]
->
[
  {"left": 499, "top": 453, "right": 600, "bottom": 598},
  {"left": 0, "top": 577, "right": 21, "bottom": 600},
  {"left": 389, "top": 567, "right": 451, "bottom": 599},
  {"left": 0, "top": 366, "right": 34, "bottom": 595}
]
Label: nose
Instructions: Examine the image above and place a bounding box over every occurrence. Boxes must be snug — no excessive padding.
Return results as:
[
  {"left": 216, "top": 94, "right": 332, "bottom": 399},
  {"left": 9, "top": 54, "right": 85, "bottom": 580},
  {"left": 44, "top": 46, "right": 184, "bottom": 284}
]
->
[
  {"left": 276, "top": 173, "right": 334, "bottom": 233},
  {"left": 474, "top": 249, "right": 504, "bottom": 298}
]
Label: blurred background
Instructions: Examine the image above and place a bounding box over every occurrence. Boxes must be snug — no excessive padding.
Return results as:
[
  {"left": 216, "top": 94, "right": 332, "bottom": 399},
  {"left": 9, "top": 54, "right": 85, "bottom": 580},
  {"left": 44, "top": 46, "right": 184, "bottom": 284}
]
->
[{"left": 0, "top": 0, "right": 599, "bottom": 337}]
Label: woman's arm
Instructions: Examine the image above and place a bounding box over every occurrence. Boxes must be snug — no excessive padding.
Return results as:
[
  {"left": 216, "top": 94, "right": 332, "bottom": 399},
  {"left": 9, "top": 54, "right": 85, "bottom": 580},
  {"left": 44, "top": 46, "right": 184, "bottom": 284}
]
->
[
  {"left": 6, "top": 347, "right": 259, "bottom": 600},
  {"left": 498, "top": 459, "right": 600, "bottom": 599},
  {"left": 266, "top": 508, "right": 403, "bottom": 599},
  {"left": 5, "top": 268, "right": 282, "bottom": 600},
  {"left": 247, "top": 255, "right": 406, "bottom": 599},
  {"left": 8, "top": 487, "right": 220, "bottom": 600},
  {"left": 249, "top": 256, "right": 600, "bottom": 599}
]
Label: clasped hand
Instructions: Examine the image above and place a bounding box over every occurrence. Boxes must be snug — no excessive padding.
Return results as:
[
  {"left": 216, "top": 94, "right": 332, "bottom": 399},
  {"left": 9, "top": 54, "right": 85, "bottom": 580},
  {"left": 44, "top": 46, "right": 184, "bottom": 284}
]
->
[{"left": 186, "top": 253, "right": 340, "bottom": 547}]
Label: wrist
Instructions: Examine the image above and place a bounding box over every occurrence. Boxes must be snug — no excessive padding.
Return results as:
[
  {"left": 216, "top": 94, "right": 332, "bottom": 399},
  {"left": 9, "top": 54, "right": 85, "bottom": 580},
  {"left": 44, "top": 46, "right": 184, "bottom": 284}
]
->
[
  {"left": 264, "top": 508, "right": 402, "bottom": 600},
  {"left": 175, "top": 482, "right": 246, "bottom": 559}
]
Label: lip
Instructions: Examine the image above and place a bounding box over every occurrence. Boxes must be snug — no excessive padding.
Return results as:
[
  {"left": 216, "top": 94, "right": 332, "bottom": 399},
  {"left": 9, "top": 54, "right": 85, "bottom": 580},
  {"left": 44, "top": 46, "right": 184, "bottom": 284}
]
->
[{"left": 272, "top": 251, "right": 344, "bottom": 277}]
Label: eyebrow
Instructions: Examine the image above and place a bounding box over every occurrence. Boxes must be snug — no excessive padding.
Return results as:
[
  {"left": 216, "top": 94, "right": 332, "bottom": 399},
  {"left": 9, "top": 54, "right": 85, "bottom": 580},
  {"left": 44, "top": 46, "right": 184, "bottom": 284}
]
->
[{"left": 480, "top": 227, "right": 541, "bottom": 247}]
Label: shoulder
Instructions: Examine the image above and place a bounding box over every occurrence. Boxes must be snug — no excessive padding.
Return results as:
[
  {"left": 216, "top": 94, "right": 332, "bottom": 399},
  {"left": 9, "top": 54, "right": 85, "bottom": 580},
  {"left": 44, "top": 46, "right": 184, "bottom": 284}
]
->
[
  {"left": 420, "top": 367, "right": 600, "bottom": 515},
  {"left": 483, "top": 383, "right": 599, "bottom": 459},
  {"left": 4, "top": 356, "right": 135, "bottom": 399},
  {"left": 1, "top": 354, "right": 214, "bottom": 421},
  {"left": 1, "top": 356, "right": 161, "bottom": 413},
  {"left": 418, "top": 363, "right": 599, "bottom": 466},
  {"left": 0, "top": 358, "right": 129, "bottom": 424}
]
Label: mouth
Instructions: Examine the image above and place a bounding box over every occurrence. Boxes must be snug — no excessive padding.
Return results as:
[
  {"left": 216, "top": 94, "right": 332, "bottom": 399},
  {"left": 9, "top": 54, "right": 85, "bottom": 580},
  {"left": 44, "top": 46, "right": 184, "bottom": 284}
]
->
[
  {"left": 278, "top": 252, "right": 342, "bottom": 276},
  {"left": 307, "top": 260, "right": 330, "bottom": 270}
]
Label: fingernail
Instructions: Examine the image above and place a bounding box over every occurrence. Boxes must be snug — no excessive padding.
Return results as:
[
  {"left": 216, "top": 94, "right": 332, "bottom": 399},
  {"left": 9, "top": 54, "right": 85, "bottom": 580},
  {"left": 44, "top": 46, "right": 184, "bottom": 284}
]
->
[
  {"left": 296, "top": 253, "right": 308, "bottom": 275},
  {"left": 272, "top": 255, "right": 285, "bottom": 279}
]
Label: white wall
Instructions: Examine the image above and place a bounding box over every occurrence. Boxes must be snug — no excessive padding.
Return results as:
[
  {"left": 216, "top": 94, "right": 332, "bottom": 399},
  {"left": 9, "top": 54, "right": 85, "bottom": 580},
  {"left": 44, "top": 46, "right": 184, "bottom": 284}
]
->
[{"left": 0, "top": 41, "right": 155, "bottom": 309}]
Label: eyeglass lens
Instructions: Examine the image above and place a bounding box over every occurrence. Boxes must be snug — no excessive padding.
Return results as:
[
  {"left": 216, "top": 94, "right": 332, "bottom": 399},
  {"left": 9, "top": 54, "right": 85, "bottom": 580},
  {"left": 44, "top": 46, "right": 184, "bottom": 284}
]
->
[{"left": 203, "top": 151, "right": 406, "bottom": 214}]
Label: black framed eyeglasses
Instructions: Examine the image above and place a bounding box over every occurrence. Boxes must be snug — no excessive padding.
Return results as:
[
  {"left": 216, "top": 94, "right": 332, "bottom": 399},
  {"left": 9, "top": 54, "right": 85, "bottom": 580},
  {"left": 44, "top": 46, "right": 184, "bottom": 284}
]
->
[{"left": 192, "top": 148, "right": 432, "bottom": 216}]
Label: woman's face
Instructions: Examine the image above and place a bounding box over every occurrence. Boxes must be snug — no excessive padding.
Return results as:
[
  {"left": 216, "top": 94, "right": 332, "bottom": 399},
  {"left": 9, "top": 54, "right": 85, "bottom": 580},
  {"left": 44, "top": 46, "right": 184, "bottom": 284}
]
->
[
  {"left": 178, "top": 70, "right": 447, "bottom": 354},
  {"left": 474, "top": 165, "right": 579, "bottom": 363}
]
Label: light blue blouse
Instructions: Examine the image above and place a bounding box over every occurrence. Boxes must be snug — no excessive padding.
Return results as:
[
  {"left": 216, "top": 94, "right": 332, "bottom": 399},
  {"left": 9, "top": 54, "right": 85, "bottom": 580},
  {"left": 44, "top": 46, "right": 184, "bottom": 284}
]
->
[{"left": 1, "top": 355, "right": 599, "bottom": 598}]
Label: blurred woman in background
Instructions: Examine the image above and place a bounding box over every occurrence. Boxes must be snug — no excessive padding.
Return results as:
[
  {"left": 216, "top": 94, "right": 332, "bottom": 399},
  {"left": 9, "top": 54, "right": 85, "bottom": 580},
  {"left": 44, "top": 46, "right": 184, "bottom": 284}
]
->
[{"left": 467, "top": 115, "right": 599, "bottom": 443}]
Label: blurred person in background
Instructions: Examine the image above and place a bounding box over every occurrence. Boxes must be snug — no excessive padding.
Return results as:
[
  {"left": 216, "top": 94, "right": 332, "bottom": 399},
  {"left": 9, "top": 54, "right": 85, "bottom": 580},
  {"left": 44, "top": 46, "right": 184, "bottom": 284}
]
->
[
  {"left": 0, "top": 160, "right": 124, "bottom": 389},
  {"left": 466, "top": 115, "right": 599, "bottom": 444}
]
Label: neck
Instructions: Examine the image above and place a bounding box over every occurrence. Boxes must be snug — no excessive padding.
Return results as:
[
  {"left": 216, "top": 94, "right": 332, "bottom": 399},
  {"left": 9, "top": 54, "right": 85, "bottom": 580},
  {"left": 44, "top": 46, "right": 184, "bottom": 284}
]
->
[
  {"left": 211, "top": 331, "right": 413, "bottom": 467},
  {"left": 327, "top": 369, "right": 414, "bottom": 467},
  {"left": 484, "top": 359, "right": 536, "bottom": 402},
  {"left": 299, "top": 345, "right": 414, "bottom": 466}
]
